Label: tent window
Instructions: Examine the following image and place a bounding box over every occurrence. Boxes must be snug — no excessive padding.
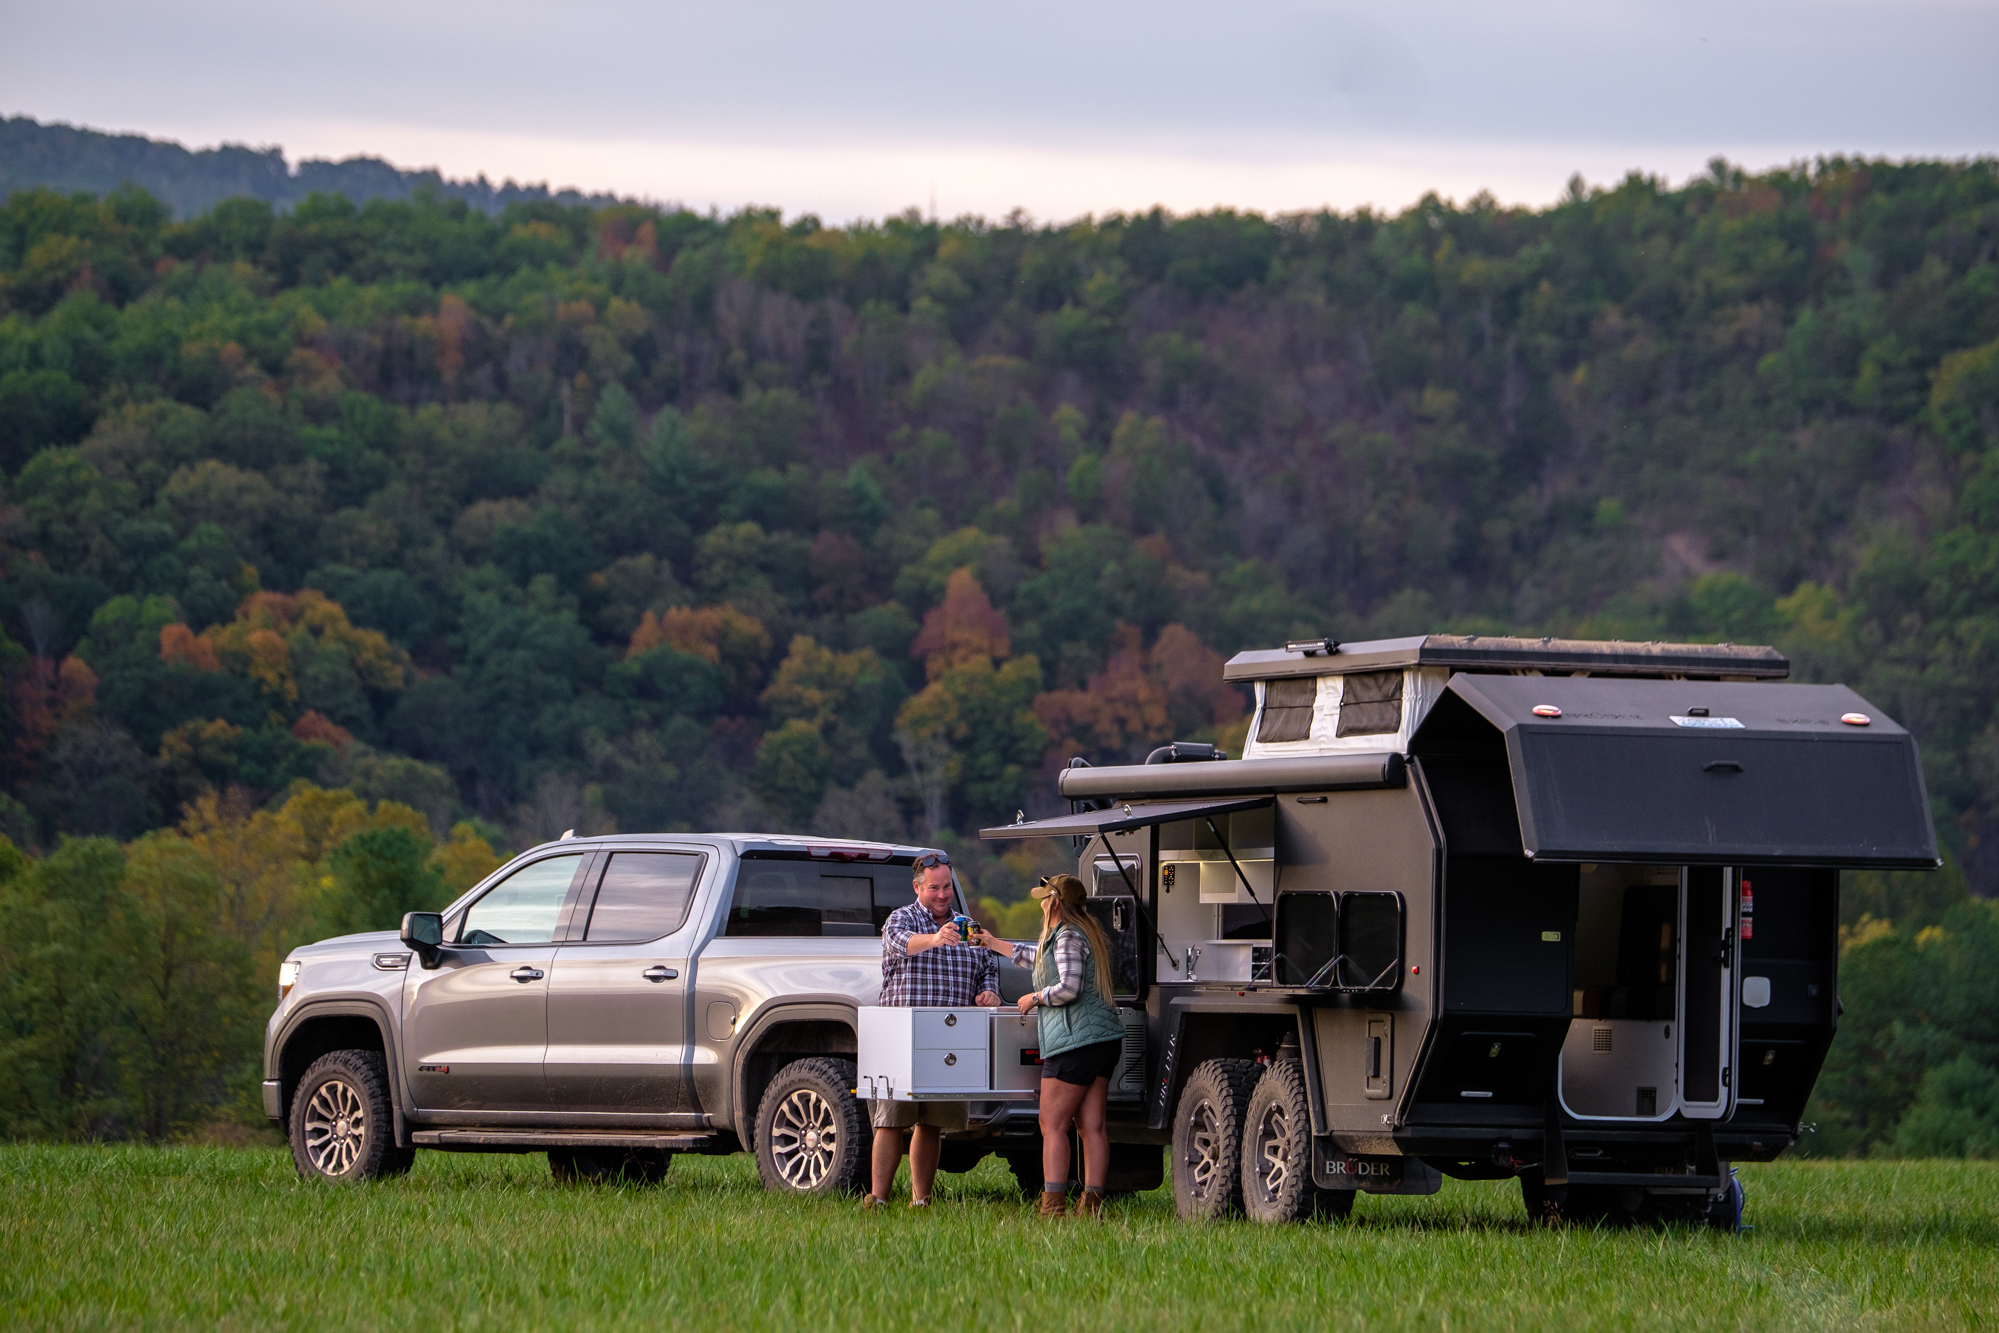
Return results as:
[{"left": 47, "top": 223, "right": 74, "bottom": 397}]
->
[
  {"left": 1337, "top": 670, "right": 1403, "bottom": 737},
  {"left": 1256, "top": 678, "right": 1318, "bottom": 743}
]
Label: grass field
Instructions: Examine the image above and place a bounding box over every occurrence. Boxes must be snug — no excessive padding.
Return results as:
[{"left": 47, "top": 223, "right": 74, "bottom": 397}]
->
[{"left": 2, "top": 1146, "right": 1994, "bottom": 1331}]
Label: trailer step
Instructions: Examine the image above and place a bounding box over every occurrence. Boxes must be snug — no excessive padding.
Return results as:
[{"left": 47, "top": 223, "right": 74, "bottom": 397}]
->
[{"left": 411, "top": 1130, "right": 712, "bottom": 1150}]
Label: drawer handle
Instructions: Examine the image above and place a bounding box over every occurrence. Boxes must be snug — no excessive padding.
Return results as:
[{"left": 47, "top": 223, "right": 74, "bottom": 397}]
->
[
  {"left": 944, "top": 1053, "right": 957, "bottom": 1066},
  {"left": 944, "top": 1013, "right": 957, "bottom": 1027}
]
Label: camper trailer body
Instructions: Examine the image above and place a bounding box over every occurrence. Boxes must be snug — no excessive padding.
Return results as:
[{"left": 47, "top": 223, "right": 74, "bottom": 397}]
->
[{"left": 983, "top": 635, "right": 1938, "bottom": 1224}]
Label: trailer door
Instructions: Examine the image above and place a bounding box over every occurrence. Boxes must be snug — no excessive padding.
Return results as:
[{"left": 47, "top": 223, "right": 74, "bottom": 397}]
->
[{"left": 1678, "top": 866, "right": 1739, "bottom": 1119}]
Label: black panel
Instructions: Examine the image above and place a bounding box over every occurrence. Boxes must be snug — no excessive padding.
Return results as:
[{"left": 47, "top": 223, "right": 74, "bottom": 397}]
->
[
  {"left": 1443, "top": 858, "right": 1576, "bottom": 1014},
  {"left": 1339, "top": 892, "right": 1404, "bottom": 990},
  {"left": 1274, "top": 892, "right": 1337, "bottom": 986},
  {"left": 1683, "top": 867, "right": 1726, "bottom": 1103},
  {"left": 1421, "top": 756, "right": 1524, "bottom": 856},
  {"left": 1418, "top": 675, "right": 1939, "bottom": 868},
  {"left": 1440, "top": 1030, "right": 1545, "bottom": 1103}
]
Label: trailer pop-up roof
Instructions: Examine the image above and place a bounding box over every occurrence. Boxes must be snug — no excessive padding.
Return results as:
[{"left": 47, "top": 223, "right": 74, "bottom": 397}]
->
[{"left": 983, "top": 633, "right": 1938, "bottom": 1227}]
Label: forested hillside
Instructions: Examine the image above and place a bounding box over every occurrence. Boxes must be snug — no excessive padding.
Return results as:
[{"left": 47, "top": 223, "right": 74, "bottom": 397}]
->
[
  {"left": 4, "top": 158, "right": 1999, "bottom": 1147},
  {"left": 1, "top": 116, "right": 619, "bottom": 218}
]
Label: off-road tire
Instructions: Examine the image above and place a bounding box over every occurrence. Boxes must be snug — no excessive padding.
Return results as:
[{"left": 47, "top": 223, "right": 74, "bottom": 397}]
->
[
  {"left": 1519, "top": 1173, "right": 1569, "bottom": 1227},
  {"left": 1171, "top": 1058, "right": 1260, "bottom": 1220},
  {"left": 548, "top": 1147, "right": 673, "bottom": 1185},
  {"left": 288, "top": 1049, "right": 415, "bottom": 1182},
  {"left": 754, "top": 1057, "right": 867, "bottom": 1196},
  {"left": 1241, "top": 1059, "right": 1352, "bottom": 1223}
]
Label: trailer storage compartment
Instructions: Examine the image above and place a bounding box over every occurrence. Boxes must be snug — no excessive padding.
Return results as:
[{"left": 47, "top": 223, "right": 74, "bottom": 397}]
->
[{"left": 856, "top": 1007, "right": 1040, "bottom": 1100}]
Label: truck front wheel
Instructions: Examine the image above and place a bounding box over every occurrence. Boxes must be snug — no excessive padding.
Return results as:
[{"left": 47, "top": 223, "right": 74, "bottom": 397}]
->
[
  {"left": 1241, "top": 1059, "right": 1353, "bottom": 1224},
  {"left": 754, "top": 1057, "right": 866, "bottom": 1196},
  {"left": 287, "top": 1049, "right": 414, "bottom": 1182},
  {"left": 1171, "top": 1058, "right": 1260, "bottom": 1220}
]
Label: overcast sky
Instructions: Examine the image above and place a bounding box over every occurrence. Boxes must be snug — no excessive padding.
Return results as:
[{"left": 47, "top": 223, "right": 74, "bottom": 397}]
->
[{"left": 5, "top": 0, "right": 1995, "bottom": 221}]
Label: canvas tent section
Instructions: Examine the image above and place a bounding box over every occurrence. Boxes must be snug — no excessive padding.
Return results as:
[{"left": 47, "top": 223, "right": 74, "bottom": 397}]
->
[{"left": 1411, "top": 675, "right": 1939, "bottom": 869}]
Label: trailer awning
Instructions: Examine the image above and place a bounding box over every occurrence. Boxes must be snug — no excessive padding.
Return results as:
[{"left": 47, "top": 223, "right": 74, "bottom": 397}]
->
[
  {"left": 1413, "top": 675, "right": 1940, "bottom": 869},
  {"left": 980, "top": 795, "right": 1274, "bottom": 841}
]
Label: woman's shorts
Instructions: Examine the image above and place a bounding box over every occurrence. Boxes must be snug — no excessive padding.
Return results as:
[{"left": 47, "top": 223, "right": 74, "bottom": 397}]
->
[
  {"left": 870, "top": 1098, "right": 970, "bottom": 1131},
  {"left": 1040, "top": 1038, "right": 1123, "bottom": 1087}
]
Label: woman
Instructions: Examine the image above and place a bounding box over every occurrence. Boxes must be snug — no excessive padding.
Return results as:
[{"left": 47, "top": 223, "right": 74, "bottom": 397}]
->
[{"left": 982, "top": 874, "right": 1125, "bottom": 1218}]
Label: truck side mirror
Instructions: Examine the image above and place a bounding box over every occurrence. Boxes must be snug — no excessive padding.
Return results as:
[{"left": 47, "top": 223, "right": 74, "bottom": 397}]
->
[{"left": 401, "top": 912, "right": 445, "bottom": 969}]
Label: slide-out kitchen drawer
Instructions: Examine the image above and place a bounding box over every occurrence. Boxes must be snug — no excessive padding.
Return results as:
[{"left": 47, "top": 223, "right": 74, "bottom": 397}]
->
[{"left": 910, "top": 1047, "right": 984, "bottom": 1089}]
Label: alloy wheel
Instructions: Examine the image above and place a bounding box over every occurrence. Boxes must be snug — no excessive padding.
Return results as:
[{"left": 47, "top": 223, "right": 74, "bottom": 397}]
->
[
  {"left": 1183, "top": 1098, "right": 1224, "bottom": 1200},
  {"left": 302, "top": 1077, "right": 368, "bottom": 1177},
  {"left": 768, "top": 1088, "right": 839, "bottom": 1190},
  {"left": 1250, "top": 1101, "right": 1291, "bottom": 1203}
]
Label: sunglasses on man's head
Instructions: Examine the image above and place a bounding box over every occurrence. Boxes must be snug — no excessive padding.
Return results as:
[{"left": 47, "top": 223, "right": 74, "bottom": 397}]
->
[{"left": 913, "top": 852, "right": 952, "bottom": 869}]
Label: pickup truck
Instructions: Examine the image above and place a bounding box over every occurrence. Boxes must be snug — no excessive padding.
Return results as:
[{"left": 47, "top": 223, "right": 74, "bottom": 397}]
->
[{"left": 263, "top": 834, "right": 1048, "bottom": 1191}]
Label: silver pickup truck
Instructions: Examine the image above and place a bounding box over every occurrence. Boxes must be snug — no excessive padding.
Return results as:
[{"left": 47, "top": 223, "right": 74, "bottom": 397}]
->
[{"left": 263, "top": 834, "right": 1044, "bottom": 1191}]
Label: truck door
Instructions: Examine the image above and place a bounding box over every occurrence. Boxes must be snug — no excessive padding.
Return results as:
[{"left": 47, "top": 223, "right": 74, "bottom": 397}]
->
[
  {"left": 543, "top": 850, "right": 705, "bottom": 1114},
  {"left": 402, "top": 851, "right": 588, "bottom": 1112},
  {"left": 1679, "top": 866, "right": 1739, "bottom": 1119}
]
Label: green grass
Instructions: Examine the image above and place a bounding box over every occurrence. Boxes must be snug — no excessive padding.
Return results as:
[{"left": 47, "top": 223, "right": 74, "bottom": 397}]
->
[{"left": 2, "top": 1147, "right": 1994, "bottom": 1331}]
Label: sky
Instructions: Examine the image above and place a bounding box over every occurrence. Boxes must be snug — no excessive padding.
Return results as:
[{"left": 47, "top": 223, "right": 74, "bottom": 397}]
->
[{"left": 4, "top": 0, "right": 1995, "bottom": 222}]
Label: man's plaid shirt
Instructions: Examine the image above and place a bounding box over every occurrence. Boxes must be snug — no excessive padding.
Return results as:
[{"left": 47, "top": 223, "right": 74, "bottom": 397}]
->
[{"left": 879, "top": 902, "right": 999, "bottom": 1006}]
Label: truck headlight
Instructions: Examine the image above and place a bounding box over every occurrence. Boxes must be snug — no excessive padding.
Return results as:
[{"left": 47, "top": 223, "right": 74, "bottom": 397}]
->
[{"left": 279, "top": 960, "right": 301, "bottom": 998}]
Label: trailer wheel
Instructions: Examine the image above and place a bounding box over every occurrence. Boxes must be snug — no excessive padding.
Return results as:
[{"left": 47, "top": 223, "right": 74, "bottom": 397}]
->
[
  {"left": 1171, "top": 1058, "right": 1260, "bottom": 1220},
  {"left": 1240, "top": 1060, "right": 1353, "bottom": 1224},
  {"left": 548, "top": 1147, "right": 673, "bottom": 1185},
  {"left": 754, "top": 1056, "right": 867, "bottom": 1196}
]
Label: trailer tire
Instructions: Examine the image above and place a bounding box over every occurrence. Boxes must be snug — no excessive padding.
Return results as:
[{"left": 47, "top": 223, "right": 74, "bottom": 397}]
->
[
  {"left": 754, "top": 1057, "right": 867, "bottom": 1197},
  {"left": 1172, "top": 1058, "right": 1260, "bottom": 1221},
  {"left": 548, "top": 1147, "right": 673, "bottom": 1185},
  {"left": 1241, "top": 1059, "right": 1349, "bottom": 1224}
]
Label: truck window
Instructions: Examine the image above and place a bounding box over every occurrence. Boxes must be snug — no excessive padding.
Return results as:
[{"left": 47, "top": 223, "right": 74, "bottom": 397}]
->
[
  {"left": 583, "top": 852, "right": 702, "bottom": 942},
  {"left": 459, "top": 854, "right": 583, "bottom": 945},
  {"left": 725, "top": 865, "right": 907, "bottom": 937}
]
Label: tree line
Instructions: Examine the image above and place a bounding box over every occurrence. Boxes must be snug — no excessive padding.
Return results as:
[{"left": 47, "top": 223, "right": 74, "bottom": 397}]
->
[{"left": 2, "top": 155, "right": 1998, "bottom": 1148}]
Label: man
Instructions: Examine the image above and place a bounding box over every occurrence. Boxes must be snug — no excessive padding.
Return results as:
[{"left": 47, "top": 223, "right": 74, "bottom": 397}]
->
[{"left": 868, "top": 850, "right": 1001, "bottom": 1209}]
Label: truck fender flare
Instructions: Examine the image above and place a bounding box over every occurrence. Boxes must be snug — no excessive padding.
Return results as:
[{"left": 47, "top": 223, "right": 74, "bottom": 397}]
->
[
  {"left": 273, "top": 997, "right": 409, "bottom": 1147},
  {"left": 731, "top": 1001, "right": 860, "bottom": 1143}
]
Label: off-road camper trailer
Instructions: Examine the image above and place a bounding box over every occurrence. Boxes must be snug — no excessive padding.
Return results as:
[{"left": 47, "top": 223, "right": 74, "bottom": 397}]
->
[{"left": 983, "top": 634, "right": 1937, "bottom": 1226}]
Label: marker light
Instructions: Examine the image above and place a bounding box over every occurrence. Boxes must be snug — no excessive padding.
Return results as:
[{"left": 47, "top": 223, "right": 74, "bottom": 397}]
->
[
  {"left": 1532, "top": 704, "right": 1562, "bottom": 718},
  {"left": 278, "top": 960, "right": 301, "bottom": 999},
  {"left": 1840, "top": 712, "right": 1871, "bottom": 726}
]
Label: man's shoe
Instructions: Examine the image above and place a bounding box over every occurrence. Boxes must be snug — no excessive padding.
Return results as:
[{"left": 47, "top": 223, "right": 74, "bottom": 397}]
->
[
  {"left": 861, "top": 1194, "right": 890, "bottom": 1211},
  {"left": 1073, "top": 1188, "right": 1105, "bottom": 1220},
  {"left": 909, "top": 1197, "right": 932, "bottom": 1210},
  {"left": 1037, "top": 1190, "right": 1069, "bottom": 1218}
]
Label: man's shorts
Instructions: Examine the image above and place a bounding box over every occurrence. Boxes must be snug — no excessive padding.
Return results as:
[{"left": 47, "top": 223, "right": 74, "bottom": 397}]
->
[{"left": 869, "top": 1098, "right": 970, "bottom": 1131}]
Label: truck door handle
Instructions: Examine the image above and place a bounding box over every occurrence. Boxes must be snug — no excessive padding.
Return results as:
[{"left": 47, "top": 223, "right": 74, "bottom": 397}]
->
[
  {"left": 509, "top": 966, "right": 544, "bottom": 983},
  {"left": 642, "top": 966, "right": 678, "bottom": 982}
]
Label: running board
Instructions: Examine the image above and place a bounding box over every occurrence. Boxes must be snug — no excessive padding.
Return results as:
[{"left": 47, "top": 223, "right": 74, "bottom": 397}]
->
[{"left": 411, "top": 1129, "right": 712, "bottom": 1150}]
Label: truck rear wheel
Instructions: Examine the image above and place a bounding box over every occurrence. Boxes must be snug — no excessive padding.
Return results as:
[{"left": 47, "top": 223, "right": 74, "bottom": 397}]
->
[
  {"left": 287, "top": 1049, "right": 414, "bottom": 1182},
  {"left": 1171, "top": 1058, "right": 1260, "bottom": 1220},
  {"left": 1241, "top": 1059, "right": 1352, "bottom": 1224},
  {"left": 754, "top": 1057, "right": 866, "bottom": 1196},
  {"left": 548, "top": 1147, "right": 672, "bottom": 1185}
]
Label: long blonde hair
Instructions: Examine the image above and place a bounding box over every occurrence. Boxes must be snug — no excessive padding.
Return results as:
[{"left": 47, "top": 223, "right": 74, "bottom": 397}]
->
[{"left": 1038, "top": 875, "right": 1117, "bottom": 1000}]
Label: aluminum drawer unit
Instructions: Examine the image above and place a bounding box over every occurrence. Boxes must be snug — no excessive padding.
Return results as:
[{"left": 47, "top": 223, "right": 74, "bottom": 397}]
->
[{"left": 856, "top": 1006, "right": 1038, "bottom": 1100}]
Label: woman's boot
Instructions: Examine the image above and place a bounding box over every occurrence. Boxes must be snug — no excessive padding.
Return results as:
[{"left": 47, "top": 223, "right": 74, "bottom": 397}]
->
[
  {"left": 1037, "top": 1188, "right": 1069, "bottom": 1218},
  {"left": 1073, "top": 1188, "right": 1105, "bottom": 1220}
]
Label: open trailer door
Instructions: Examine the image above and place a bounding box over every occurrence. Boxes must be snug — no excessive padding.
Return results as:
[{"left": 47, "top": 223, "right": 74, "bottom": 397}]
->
[
  {"left": 1678, "top": 866, "right": 1739, "bottom": 1120},
  {"left": 1412, "top": 674, "right": 1937, "bottom": 1127}
]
